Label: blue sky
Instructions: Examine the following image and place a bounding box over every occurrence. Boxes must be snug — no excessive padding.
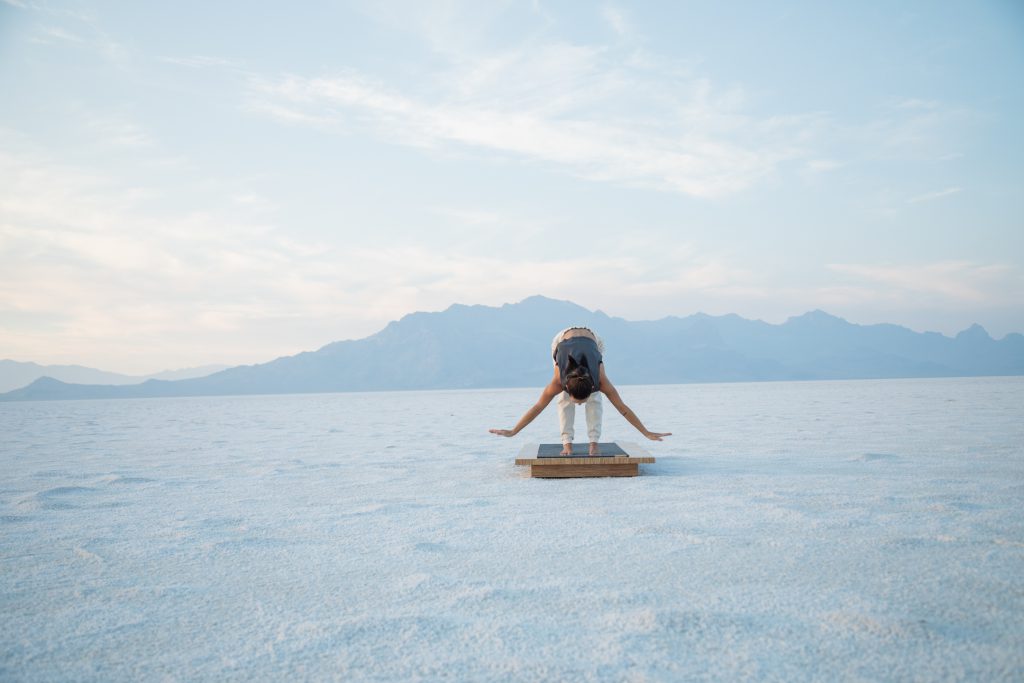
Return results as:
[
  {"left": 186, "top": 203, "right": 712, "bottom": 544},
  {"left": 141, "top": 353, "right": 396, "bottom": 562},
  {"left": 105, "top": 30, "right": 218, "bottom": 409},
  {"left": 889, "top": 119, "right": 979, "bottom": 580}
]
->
[{"left": 1, "top": 1, "right": 1022, "bottom": 373}]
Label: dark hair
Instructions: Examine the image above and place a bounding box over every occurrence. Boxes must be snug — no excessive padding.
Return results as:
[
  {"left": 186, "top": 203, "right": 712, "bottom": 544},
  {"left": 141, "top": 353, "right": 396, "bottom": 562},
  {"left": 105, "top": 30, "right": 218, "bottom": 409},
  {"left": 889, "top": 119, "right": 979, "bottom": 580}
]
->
[{"left": 565, "top": 366, "right": 594, "bottom": 400}]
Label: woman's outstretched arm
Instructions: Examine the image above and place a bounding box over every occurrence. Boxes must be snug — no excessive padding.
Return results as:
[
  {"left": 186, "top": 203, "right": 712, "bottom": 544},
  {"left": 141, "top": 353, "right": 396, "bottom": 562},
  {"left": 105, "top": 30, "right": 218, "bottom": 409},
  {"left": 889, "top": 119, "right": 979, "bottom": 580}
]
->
[
  {"left": 599, "top": 368, "right": 671, "bottom": 441},
  {"left": 489, "top": 372, "right": 562, "bottom": 437}
]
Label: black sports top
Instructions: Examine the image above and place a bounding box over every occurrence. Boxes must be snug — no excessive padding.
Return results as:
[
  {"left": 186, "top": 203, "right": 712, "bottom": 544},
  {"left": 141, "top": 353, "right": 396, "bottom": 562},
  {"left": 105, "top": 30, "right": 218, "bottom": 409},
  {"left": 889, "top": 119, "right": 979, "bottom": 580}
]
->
[{"left": 554, "top": 336, "right": 602, "bottom": 392}]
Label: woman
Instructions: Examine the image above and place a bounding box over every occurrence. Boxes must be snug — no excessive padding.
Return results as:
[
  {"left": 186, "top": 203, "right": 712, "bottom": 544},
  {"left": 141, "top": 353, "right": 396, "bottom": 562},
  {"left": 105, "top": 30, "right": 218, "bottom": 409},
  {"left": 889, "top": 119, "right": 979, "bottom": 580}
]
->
[{"left": 489, "top": 326, "right": 671, "bottom": 455}]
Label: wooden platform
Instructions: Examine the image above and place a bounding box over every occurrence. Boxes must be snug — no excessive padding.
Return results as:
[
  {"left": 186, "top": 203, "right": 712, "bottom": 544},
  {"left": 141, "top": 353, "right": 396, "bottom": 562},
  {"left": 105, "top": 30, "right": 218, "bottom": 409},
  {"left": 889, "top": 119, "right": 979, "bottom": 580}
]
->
[{"left": 515, "top": 442, "right": 655, "bottom": 478}]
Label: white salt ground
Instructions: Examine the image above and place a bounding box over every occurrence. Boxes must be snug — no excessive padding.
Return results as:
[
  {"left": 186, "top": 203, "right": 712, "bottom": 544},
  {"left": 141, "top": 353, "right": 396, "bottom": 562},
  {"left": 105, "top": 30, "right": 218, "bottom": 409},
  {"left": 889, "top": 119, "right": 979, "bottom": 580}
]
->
[{"left": 1, "top": 377, "right": 1022, "bottom": 681}]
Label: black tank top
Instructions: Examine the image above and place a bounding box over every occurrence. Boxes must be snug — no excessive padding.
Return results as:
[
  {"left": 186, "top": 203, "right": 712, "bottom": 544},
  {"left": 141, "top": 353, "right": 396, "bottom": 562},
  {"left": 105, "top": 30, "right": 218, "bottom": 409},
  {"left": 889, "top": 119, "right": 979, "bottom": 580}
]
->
[{"left": 554, "top": 337, "right": 602, "bottom": 392}]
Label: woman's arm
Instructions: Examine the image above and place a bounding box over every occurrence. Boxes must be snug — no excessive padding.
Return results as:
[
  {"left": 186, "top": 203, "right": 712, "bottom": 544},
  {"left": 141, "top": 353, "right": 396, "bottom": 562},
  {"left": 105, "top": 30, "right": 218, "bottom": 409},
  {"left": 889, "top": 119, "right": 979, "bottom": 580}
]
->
[
  {"left": 489, "top": 371, "right": 563, "bottom": 437},
  {"left": 599, "top": 367, "right": 671, "bottom": 441}
]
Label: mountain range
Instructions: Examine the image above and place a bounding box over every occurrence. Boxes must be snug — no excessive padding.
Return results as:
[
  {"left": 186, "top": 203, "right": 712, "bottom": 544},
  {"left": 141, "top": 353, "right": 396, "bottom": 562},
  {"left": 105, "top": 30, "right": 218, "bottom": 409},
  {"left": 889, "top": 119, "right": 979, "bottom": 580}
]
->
[
  {"left": 0, "top": 360, "right": 230, "bottom": 394},
  {"left": 2, "top": 295, "right": 1022, "bottom": 401}
]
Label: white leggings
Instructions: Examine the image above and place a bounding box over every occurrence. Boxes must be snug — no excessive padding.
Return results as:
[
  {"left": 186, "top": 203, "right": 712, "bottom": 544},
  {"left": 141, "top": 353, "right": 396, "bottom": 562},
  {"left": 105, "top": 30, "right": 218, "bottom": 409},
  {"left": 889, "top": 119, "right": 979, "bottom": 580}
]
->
[
  {"left": 551, "top": 327, "right": 606, "bottom": 444},
  {"left": 557, "top": 390, "right": 603, "bottom": 444}
]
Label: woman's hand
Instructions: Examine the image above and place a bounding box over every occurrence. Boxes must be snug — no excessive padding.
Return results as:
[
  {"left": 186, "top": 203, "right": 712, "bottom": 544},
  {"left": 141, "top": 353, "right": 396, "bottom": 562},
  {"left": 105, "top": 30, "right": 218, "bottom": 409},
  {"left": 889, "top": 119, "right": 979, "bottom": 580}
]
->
[
  {"left": 489, "top": 378, "right": 562, "bottom": 440},
  {"left": 643, "top": 431, "right": 672, "bottom": 441}
]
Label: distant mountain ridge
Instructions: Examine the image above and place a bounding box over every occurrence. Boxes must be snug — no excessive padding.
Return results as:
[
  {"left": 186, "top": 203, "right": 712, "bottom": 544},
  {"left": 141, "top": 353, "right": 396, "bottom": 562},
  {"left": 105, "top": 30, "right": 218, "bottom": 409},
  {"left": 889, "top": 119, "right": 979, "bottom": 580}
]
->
[
  {"left": 2, "top": 296, "right": 1022, "bottom": 401},
  {"left": 0, "top": 360, "right": 230, "bottom": 393}
]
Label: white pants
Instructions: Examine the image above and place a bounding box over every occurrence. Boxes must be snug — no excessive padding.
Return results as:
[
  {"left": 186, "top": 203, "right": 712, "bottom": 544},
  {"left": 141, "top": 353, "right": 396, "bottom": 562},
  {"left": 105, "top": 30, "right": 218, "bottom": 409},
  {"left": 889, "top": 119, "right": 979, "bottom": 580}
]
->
[
  {"left": 551, "top": 327, "right": 606, "bottom": 445},
  {"left": 557, "top": 390, "right": 603, "bottom": 445}
]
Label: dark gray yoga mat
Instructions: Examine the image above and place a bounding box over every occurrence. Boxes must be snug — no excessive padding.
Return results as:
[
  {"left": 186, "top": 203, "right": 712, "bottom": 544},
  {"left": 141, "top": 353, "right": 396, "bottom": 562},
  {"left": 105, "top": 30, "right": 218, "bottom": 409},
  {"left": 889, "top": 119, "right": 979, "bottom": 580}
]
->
[{"left": 537, "top": 442, "right": 627, "bottom": 457}]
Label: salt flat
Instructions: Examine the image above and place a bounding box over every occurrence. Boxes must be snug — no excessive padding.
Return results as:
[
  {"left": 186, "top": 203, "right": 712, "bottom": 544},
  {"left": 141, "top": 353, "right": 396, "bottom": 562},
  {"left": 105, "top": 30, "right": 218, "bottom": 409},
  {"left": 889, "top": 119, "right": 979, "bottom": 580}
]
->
[{"left": 1, "top": 378, "right": 1022, "bottom": 681}]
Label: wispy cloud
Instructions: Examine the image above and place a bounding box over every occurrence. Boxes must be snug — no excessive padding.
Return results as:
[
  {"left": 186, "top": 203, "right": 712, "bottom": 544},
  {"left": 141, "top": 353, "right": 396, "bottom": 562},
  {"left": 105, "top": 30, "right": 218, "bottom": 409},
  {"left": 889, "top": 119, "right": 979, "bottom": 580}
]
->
[
  {"left": 908, "top": 186, "right": 962, "bottom": 204},
  {"left": 31, "top": 25, "right": 84, "bottom": 44},
  {"left": 2, "top": 0, "right": 90, "bottom": 18},
  {"left": 233, "top": 3, "right": 833, "bottom": 198},
  {"left": 828, "top": 261, "right": 1019, "bottom": 305},
  {"left": 251, "top": 66, "right": 803, "bottom": 198},
  {"left": 238, "top": 5, "right": 978, "bottom": 201},
  {"left": 244, "top": 100, "right": 340, "bottom": 129},
  {"left": 601, "top": 4, "right": 631, "bottom": 37},
  {"left": 855, "top": 99, "right": 974, "bottom": 162},
  {"left": 159, "top": 55, "right": 241, "bottom": 69},
  {"left": 805, "top": 159, "right": 843, "bottom": 173},
  {"left": 12, "top": 0, "right": 130, "bottom": 66},
  {"left": 84, "top": 115, "right": 154, "bottom": 148}
]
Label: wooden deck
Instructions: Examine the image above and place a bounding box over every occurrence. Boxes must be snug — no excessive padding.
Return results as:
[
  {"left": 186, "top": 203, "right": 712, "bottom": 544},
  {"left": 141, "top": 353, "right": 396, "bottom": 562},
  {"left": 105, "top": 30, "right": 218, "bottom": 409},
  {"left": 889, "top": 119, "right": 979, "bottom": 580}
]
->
[{"left": 515, "top": 442, "right": 655, "bottom": 478}]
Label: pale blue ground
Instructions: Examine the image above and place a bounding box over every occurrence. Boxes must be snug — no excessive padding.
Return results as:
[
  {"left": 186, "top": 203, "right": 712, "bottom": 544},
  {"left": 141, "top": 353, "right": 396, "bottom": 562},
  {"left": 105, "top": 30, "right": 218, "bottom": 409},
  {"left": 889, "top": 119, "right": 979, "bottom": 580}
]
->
[{"left": 1, "top": 378, "right": 1022, "bottom": 681}]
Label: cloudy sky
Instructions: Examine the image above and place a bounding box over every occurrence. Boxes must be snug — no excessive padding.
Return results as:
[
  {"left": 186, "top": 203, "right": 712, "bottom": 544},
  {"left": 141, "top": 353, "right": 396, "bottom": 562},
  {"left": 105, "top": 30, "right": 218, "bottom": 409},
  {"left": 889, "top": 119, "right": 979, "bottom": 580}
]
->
[{"left": 1, "top": 1, "right": 1022, "bottom": 374}]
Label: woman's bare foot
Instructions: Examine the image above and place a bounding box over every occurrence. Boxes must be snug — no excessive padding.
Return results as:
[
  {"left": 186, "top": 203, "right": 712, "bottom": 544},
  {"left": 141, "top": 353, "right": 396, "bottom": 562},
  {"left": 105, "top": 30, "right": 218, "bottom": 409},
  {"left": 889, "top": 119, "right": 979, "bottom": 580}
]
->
[
  {"left": 560, "top": 442, "right": 573, "bottom": 455},
  {"left": 589, "top": 442, "right": 600, "bottom": 455}
]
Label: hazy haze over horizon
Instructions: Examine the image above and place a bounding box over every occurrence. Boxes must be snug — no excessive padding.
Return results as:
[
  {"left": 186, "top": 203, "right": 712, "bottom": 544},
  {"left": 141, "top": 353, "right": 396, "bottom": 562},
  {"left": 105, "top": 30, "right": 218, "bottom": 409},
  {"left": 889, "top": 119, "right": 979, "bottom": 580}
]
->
[{"left": 1, "top": 1, "right": 1021, "bottom": 374}]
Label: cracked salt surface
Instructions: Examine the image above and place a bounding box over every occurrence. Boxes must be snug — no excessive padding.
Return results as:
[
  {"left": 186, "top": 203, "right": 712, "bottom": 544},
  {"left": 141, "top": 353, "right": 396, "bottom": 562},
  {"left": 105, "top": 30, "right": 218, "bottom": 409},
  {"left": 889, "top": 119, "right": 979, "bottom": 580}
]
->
[{"left": 1, "top": 377, "right": 1022, "bottom": 681}]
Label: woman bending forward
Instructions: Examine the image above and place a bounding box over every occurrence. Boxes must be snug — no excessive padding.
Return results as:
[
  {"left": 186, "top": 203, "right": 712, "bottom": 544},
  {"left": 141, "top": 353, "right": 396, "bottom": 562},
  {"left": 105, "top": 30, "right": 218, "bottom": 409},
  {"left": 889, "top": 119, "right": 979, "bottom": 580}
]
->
[{"left": 489, "top": 326, "right": 670, "bottom": 455}]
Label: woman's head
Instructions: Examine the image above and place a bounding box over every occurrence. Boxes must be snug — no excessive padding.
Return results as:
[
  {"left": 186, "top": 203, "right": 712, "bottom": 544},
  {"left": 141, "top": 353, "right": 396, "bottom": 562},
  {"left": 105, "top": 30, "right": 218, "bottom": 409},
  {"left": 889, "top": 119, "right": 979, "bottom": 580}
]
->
[{"left": 564, "top": 366, "right": 594, "bottom": 401}]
